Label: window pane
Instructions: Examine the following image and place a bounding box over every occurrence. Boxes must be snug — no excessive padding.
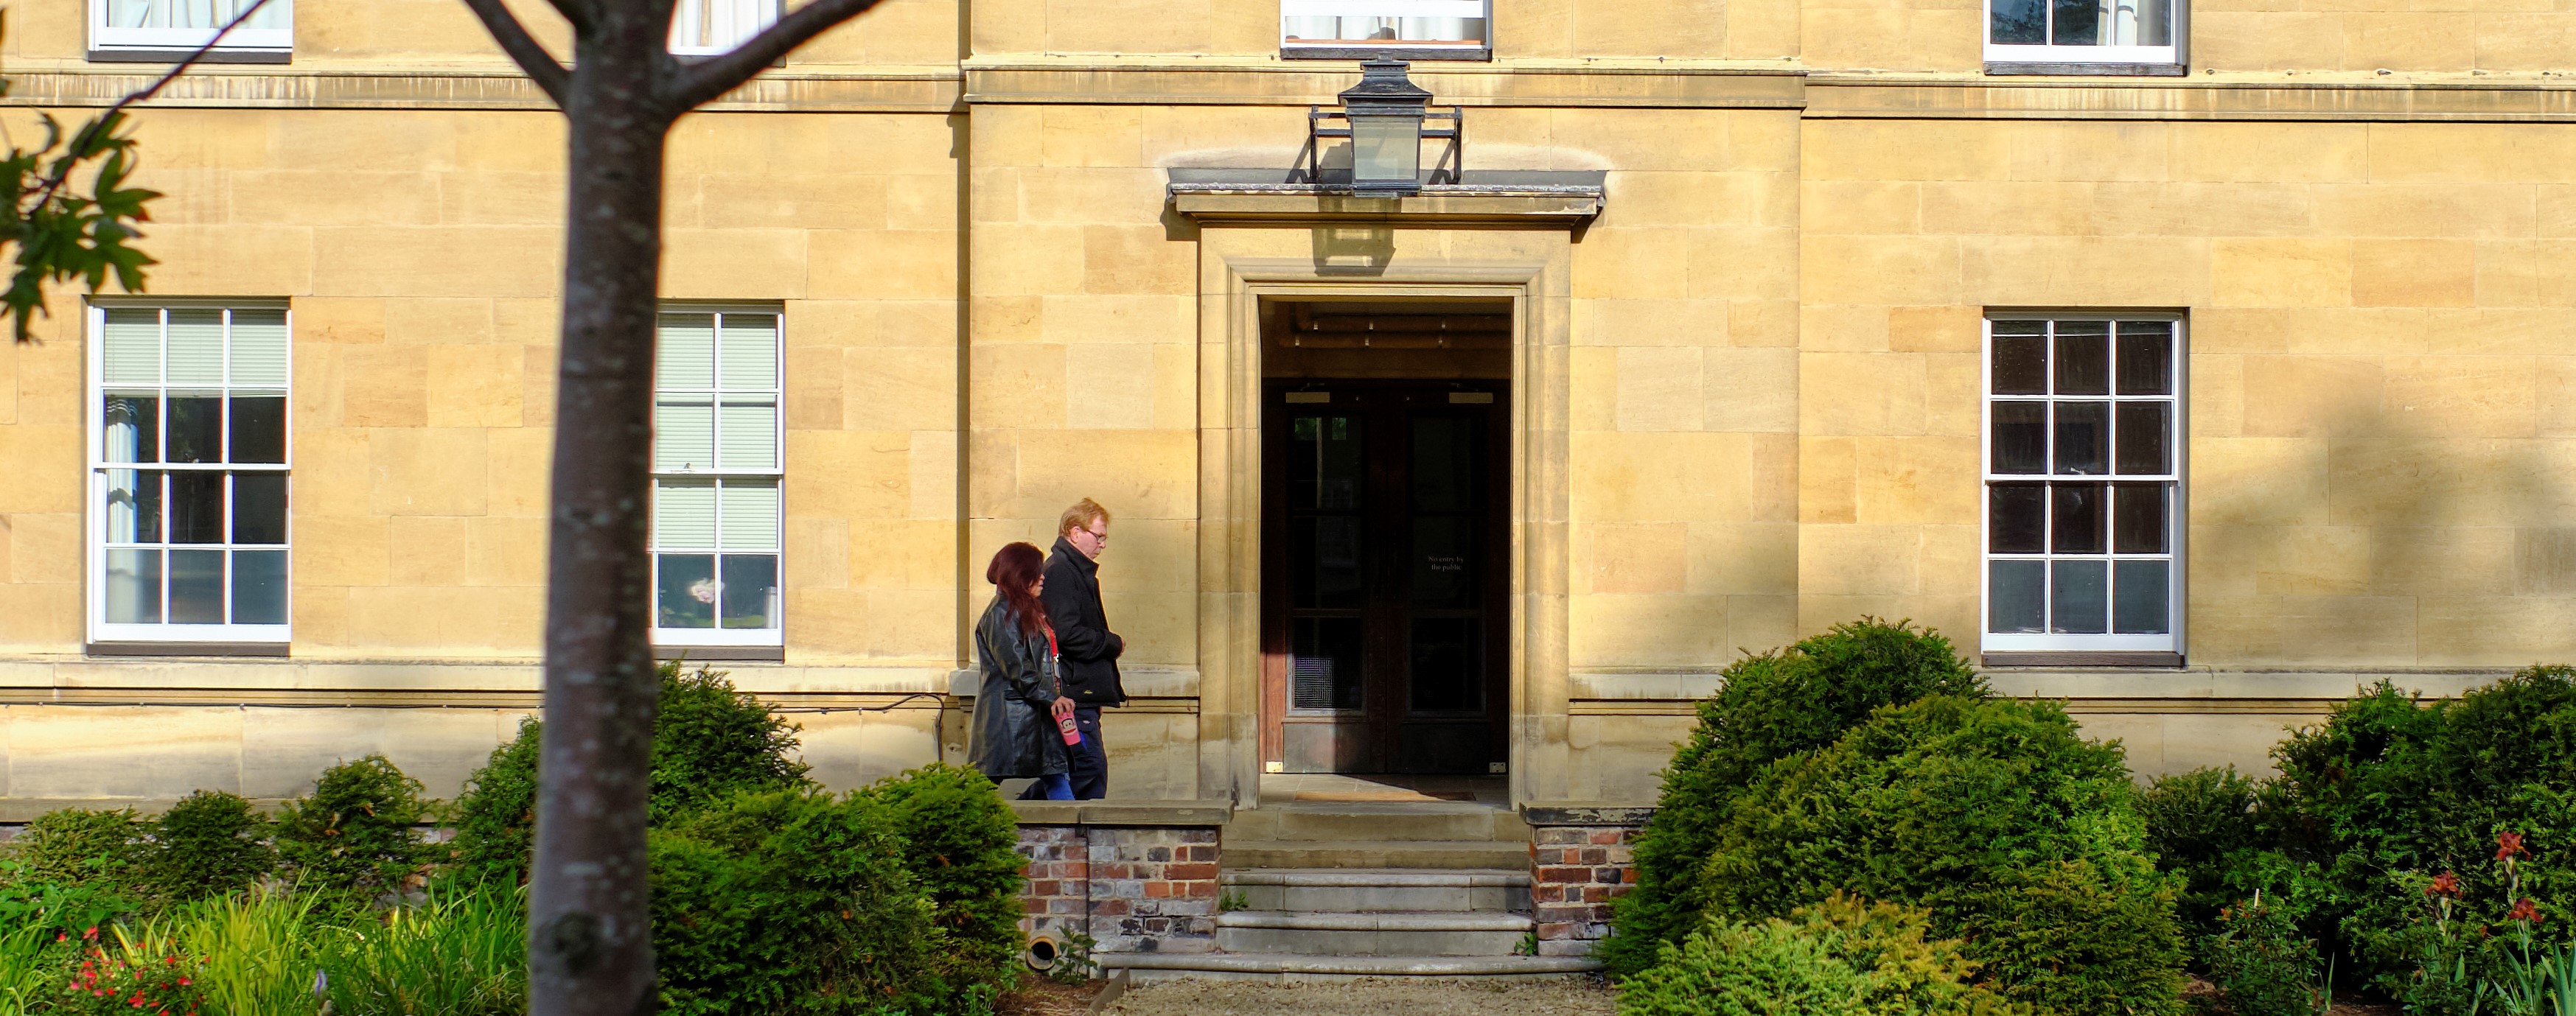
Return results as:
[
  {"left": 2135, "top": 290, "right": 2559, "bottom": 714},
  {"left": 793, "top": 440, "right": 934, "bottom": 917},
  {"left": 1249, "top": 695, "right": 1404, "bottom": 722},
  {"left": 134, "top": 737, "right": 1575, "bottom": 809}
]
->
[
  {"left": 1411, "top": 416, "right": 1479, "bottom": 513},
  {"left": 1992, "top": 402, "right": 2046, "bottom": 474},
  {"left": 102, "top": 393, "right": 159, "bottom": 463},
  {"left": 232, "top": 473, "right": 287, "bottom": 545},
  {"left": 105, "top": 469, "right": 162, "bottom": 544},
  {"left": 655, "top": 479, "right": 718, "bottom": 549},
  {"left": 2050, "top": 560, "right": 2107, "bottom": 634},
  {"left": 2133, "top": 0, "right": 2172, "bottom": 45},
  {"left": 2052, "top": 483, "right": 2106, "bottom": 553},
  {"left": 102, "top": 309, "right": 161, "bottom": 385},
  {"left": 166, "top": 309, "right": 224, "bottom": 385},
  {"left": 719, "top": 314, "right": 778, "bottom": 390},
  {"left": 169, "top": 395, "right": 223, "bottom": 463},
  {"left": 170, "top": 471, "right": 226, "bottom": 544},
  {"left": 228, "top": 396, "right": 285, "bottom": 464},
  {"left": 716, "top": 401, "right": 777, "bottom": 470},
  {"left": 718, "top": 480, "right": 781, "bottom": 551},
  {"left": 230, "top": 309, "right": 288, "bottom": 387},
  {"left": 2114, "top": 560, "right": 2171, "bottom": 634},
  {"left": 1409, "top": 617, "right": 1481, "bottom": 712},
  {"left": 657, "top": 554, "right": 717, "bottom": 629},
  {"left": 1992, "top": 333, "right": 2046, "bottom": 395},
  {"left": 1411, "top": 515, "right": 1477, "bottom": 609},
  {"left": 2051, "top": 0, "right": 2101, "bottom": 45},
  {"left": 1321, "top": 416, "right": 1361, "bottom": 509},
  {"left": 2115, "top": 402, "right": 2171, "bottom": 475},
  {"left": 1989, "top": 483, "right": 2046, "bottom": 553},
  {"left": 655, "top": 396, "right": 715, "bottom": 472},
  {"left": 1989, "top": 560, "right": 2045, "bottom": 633},
  {"left": 1291, "top": 617, "right": 1365, "bottom": 711},
  {"left": 104, "top": 0, "right": 288, "bottom": 29},
  {"left": 2053, "top": 402, "right": 2108, "bottom": 475},
  {"left": 2116, "top": 322, "right": 2174, "bottom": 395},
  {"left": 1294, "top": 516, "right": 1364, "bottom": 610},
  {"left": 1990, "top": 0, "right": 2046, "bottom": 43},
  {"left": 719, "top": 554, "right": 780, "bottom": 630},
  {"left": 657, "top": 313, "right": 716, "bottom": 389},
  {"left": 169, "top": 549, "right": 225, "bottom": 624},
  {"left": 105, "top": 549, "right": 163, "bottom": 624},
  {"left": 2112, "top": 483, "right": 2169, "bottom": 554},
  {"left": 231, "top": 550, "right": 288, "bottom": 625},
  {"left": 2053, "top": 322, "right": 2109, "bottom": 394}
]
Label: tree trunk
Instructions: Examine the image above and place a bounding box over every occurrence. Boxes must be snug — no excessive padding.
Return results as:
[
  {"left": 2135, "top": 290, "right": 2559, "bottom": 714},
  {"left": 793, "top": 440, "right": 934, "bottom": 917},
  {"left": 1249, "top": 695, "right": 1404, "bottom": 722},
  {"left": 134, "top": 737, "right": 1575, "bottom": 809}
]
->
[{"left": 528, "top": 16, "right": 674, "bottom": 1016}]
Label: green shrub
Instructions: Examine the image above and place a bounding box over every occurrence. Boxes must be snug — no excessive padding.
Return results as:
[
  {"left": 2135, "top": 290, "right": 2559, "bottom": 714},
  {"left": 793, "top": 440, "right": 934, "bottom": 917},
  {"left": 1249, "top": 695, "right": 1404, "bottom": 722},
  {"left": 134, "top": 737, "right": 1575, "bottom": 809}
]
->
[
  {"left": 1605, "top": 619, "right": 1985, "bottom": 977},
  {"left": 2199, "top": 894, "right": 2329, "bottom": 1016},
  {"left": 273, "top": 755, "right": 436, "bottom": 908},
  {"left": 858, "top": 763, "right": 1026, "bottom": 998},
  {"left": 2140, "top": 766, "right": 2263, "bottom": 939},
  {"left": 0, "top": 862, "right": 137, "bottom": 944},
  {"left": 2262, "top": 669, "right": 2576, "bottom": 992},
  {"left": 136, "top": 791, "right": 278, "bottom": 904},
  {"left": 1617, "top": 894, "right": 2030, "bottom": 1016},
  {"left": 14, "top": 807, "right": 145, "bottom": 890},
  {"left": 447, "top": 718, "right": 542, "bottom": 883},
  {"left": 649, "top": 788, "right": 943, "bottom": 1016},
  {"left": 1696, "top": 694, "right": 2188, "bottom": 1015},
  {"left": 650, "top": 662, "right": 813, "bottom": 824}
]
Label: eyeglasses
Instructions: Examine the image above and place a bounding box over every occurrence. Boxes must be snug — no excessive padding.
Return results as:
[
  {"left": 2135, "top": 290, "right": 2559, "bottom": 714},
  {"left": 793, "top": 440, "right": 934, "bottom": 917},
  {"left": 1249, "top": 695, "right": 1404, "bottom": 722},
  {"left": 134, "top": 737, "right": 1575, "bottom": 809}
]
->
[{"left": 1081, "top": 527, "right": 1109, "bottom": 543}]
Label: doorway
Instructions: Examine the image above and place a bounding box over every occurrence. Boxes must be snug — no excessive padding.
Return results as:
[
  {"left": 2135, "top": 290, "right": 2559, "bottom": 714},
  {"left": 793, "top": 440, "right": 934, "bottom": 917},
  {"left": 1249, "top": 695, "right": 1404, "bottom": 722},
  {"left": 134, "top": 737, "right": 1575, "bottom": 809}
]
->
[{"left": 1259, "top": 298, "right": 1511, "bottom": 775}]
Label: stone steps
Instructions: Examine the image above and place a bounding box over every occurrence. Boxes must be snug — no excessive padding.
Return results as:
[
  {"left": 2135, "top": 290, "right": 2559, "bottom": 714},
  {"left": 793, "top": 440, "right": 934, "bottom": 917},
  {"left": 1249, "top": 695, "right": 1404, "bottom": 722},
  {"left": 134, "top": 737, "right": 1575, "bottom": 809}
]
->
[
  {"left": 1104, "top": 952, "right": 1602, "bottom": 984},
  {"left": 1221, "top": 868, "right": 1530, "bottom": 913},
  {"left": 1223, "top": 838, "right": 1530, "bottom": 870},
  {"left": 1215, "top": 909, "right": 1534, "bottom": 956}
]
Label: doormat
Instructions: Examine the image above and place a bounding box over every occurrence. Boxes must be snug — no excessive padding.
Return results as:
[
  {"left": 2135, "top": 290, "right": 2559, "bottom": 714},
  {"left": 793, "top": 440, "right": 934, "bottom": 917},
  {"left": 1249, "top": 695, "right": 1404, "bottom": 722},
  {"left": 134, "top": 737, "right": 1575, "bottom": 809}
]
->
[{"left": 1292, "top": 790, "right": 1479, "bottom": 802}]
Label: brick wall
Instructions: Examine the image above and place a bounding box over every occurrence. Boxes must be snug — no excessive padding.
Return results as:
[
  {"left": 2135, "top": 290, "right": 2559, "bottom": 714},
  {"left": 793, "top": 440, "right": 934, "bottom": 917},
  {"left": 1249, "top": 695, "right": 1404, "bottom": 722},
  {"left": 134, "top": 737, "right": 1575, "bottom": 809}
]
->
[
  {"left": 1524, "top": 805, "right": 1652, "bottom": 958},
  {"left": 1016, "top": 821, "right": 1221, "bottom": 954}
]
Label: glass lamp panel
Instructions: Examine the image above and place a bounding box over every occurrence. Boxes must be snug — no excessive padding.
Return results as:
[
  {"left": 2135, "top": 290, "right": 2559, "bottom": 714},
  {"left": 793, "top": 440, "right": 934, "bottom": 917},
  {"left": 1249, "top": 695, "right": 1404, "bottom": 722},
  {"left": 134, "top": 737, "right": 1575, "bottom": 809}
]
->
[
  {"left": 719, "top": 555, "right": 781, "bottom": 630},
  {"left": 1349, "top": 115, "right": 1422, "bottom": 189}
]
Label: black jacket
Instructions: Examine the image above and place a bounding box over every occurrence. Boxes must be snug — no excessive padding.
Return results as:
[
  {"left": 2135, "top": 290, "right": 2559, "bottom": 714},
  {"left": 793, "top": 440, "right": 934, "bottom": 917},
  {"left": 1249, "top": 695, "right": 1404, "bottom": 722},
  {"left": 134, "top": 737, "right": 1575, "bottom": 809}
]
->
[
  {"left": 966, "top": 595, "right": 1069, "bottom": 781},
  {"left": 1042, "top": 536, "right": 1126, "bottom": 707}
]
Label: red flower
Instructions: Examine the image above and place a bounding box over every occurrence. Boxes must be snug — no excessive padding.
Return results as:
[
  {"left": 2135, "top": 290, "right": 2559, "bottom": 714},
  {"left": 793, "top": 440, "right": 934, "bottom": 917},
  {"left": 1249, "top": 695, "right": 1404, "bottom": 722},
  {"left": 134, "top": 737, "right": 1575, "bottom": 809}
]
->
[
  {"left": 177, "top": 978, "right": 189, "bottom": 987},
  {"left": 2499, "top": 832, "right": 2529, "bottom": 861},
  {"left": 83, "top": 926, "right": 100, "bottom": 940},
  {"left": 2509, "top": 897, "right": 2541, "bottom": 923},
  {"left": 2429, "top": 871, "right": 2463, "bottom": 897}
]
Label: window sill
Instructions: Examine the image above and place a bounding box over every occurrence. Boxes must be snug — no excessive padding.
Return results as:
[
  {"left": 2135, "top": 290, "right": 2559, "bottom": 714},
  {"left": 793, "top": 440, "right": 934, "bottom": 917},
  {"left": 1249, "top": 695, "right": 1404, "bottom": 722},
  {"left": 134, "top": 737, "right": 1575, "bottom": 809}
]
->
[
  {"left": 87, "top": 641, "right": 288, "bottom": 658},
  {"left": 88, "top": 47, "right": 290, "bottom": 64},
  {"left": 1984, "top": 61, "right": 2187, "bottom": 77},
  {"left": 655, "top": 645, "right": 784, "bottom": 662},
  {"left": 1282, "top": 46, "right": 1493, "bottom": 62},
  {"left": 1982, "top": 651, "right": 2184, "bottom": 668}
]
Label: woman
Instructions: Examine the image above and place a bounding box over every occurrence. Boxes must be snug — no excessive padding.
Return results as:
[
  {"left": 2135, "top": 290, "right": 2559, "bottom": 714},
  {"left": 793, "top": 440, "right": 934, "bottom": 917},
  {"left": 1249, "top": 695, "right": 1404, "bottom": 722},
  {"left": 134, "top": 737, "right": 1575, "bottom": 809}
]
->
[{"left": 968, "top": 542, "right": 1078, "bottom": 800}]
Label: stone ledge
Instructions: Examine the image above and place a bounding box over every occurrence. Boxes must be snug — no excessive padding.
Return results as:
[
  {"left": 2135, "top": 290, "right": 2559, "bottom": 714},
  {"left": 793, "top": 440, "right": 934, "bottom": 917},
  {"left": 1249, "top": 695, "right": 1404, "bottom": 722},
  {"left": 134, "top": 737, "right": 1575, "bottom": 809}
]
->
[
  {"left": 1518, "top": 802, "right": 1654, "bottom": 827},
  {"left": 1010, "top": 800, "right": 1233, "bottom": 827},
  {"left": 1170, "top": 186, "right": 1602, "bottom": 225}
]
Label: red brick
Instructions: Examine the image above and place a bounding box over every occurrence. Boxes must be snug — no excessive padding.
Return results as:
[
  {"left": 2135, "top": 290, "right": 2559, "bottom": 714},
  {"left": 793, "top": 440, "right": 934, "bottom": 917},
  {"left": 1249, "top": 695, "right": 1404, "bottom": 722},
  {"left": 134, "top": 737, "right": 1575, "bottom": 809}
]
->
[
  {"left": 1577, "top": 848, "right": 1607, "bottom": 865},
  {"left": 1590, "top": 830, "right": 1622, "bottom": 845},
  {"left": 1535, "top": 866, "right": 1590, "bottom": 883},
  {"left": 1092, "top": 863, "right": 1130, "bottom": 880},
  {"left": 1536, "top": 922, "right": 1579, "bottom": 940},
  {"left": 1581, "top": 885, "right": 1610, "bottom": 903},
  {"left": 1594, "top": 867, "right": 1622, "bottom": 883},
  {"left": 1145, "top": 880, "right": 1174, "bottom": 899},
  {"left": 1535, "top": 828, "right": 1587, "bottom": 846},
  {"left": 1622, "top": 869, "right": 1640, "bottom": 884},
  {"left": 1092, "top": 899, "right": 1130, "bottom": 917},
  {"left": 1182, "top": 880, "right": 1218, "bottom": 898},
  {"left": 1167, "top": 863, "right": 1219, "bottom": 880}
]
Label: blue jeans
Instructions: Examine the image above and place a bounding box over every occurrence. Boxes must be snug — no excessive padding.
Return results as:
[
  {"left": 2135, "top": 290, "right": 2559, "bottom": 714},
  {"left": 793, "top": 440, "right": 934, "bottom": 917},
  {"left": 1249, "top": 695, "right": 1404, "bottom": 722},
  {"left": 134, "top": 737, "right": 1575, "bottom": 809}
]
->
[{"left": 1035, "top": 771, "right": 1074, "bottom": 801}]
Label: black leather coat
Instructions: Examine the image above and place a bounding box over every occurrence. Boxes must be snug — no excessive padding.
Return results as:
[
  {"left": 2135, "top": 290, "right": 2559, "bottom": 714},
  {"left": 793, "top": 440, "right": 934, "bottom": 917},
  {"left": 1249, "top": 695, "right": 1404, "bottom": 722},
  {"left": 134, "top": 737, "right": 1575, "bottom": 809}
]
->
[
  {"left": 1042, "top": 537, "right": 1126, "bottom": 707},
  {"left": 966, "top": 595, "right": 1069, "bottom": 781}
]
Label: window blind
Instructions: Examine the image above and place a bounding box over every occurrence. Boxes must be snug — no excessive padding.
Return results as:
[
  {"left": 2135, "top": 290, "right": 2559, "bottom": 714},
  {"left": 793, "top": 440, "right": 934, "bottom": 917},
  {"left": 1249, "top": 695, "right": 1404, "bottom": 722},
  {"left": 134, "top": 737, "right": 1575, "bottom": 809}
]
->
[
  {"left": 719, "top": 481, "right": 780, "bottom": 550},
  {"left": 657, "top": 314, "right": 717, "bottom": 390},
  {"left": 102, "top": 309, "right": 161, "bottom": 385},
  {"left": 655, "top": 479, "right": 718, "bottom": 549},
  {"left": 719, "top": 315, "right": 778, "bottom": 390},
  {"left": 656, "top": 398, "right": 716, "bottom": 472},
  {"left": 165, "top": 309, "right": 224, "bottom": 386},
  {"left": 230, "top": 309, "right": 289, "bottom": 387}
]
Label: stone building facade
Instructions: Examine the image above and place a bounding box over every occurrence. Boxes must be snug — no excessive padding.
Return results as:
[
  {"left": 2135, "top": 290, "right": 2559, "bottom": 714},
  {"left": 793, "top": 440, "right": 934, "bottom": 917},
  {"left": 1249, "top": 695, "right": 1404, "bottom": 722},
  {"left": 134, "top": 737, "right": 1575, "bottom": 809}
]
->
[{"left": 1, "top": 0, "right": 2571, "bottom": 813}]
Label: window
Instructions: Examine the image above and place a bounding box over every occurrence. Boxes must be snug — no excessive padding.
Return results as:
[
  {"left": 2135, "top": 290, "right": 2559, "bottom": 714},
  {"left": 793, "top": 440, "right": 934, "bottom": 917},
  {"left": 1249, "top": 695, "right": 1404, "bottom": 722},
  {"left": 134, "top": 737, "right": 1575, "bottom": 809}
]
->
[
  {"left": 670, "top": 0, "right": 778, "bottom": 55},
  {"left": 1282, "top": 0, "right": 1489, "bottom": 58},
  {"left": 1985, "top": 0, "right": 2179, "bottom": 71},
  {"left": 88, "top": 304, "right": 291, "bottom": 645},
  {"left": 652, "top": 309, "right": 783, "bottom": 648},
  {"left": 1982, "top": 316, "right": 2181, "bottom": 655},
  {"left": 90, "top": 0, "right": 293, "bottom": 60}
]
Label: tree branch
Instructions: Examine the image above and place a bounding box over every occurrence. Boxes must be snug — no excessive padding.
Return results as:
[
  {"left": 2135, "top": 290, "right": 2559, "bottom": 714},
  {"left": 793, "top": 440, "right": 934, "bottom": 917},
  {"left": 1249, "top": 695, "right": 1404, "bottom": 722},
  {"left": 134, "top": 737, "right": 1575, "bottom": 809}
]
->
[
  {"left": 663, "top": 0, "right": 886, "bottom": 110},
  {"left": 459, "top": 0, "right": 572, "bottom": 106}
]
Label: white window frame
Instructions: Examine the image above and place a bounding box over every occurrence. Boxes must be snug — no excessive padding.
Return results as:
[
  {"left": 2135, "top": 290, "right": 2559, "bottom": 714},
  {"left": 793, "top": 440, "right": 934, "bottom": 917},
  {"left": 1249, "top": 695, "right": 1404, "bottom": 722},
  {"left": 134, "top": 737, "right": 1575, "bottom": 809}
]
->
[
  {"left": 650, "top": 304, "right": 786, "bottom": 650},
  {"left": 88, "top": 0, "right": 293, "bottom": 59},
  {"left": 1983, "top": 0, "right": 2182, "bottom": 69},
  {"left": 1280, "top": 0, "right": 1491, "bottom": 57},
  {"left": 1980, "top": 313, "right": 2185, "bottom": 655},
  {"left": 669, "top": 0, "right": 780, "bottom": 56},
  {"left": 85, "top": 300, "right": 293, "bottom": 647}
]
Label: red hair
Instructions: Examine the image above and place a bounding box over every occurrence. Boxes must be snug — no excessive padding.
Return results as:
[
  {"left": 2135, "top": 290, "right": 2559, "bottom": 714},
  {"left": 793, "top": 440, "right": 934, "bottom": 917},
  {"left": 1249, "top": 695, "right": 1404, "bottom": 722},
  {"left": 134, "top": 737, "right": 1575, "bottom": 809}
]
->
[{"left": 985, "top": 542, "right": 1047, "bottom": 639}]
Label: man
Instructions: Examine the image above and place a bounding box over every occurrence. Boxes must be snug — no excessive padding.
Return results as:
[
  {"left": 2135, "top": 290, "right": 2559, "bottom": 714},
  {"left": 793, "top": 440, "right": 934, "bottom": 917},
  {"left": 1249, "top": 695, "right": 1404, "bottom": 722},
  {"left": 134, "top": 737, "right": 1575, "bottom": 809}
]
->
[{"left": 1041, "top": 498, "right": 1124, "bottom": 800}]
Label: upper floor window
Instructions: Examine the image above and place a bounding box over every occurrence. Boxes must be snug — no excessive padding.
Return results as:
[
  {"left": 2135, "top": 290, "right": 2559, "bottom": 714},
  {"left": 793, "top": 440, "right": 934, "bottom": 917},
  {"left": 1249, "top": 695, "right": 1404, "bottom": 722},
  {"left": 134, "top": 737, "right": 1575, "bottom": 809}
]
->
[
  {"left": 90, "top": 0, "right": 293, "bottom": 62},
  {"left": 1282, "top": 0, "right": 1490, "bottom": 60},
  {"left": 652, "top": 308, "right": 783, "bottom": 648},
  {"left": 1986, "top": 0, "right": 2179, "bottom": 73},
  {"left": 89, "top": 303, "right": 291, "bottom": 646},
  {"left": 1983, "top": 315, "right": 2182, "bottom": 659},
  {"left": 671, "top": 0, "right": 779, "bottom": 56}
]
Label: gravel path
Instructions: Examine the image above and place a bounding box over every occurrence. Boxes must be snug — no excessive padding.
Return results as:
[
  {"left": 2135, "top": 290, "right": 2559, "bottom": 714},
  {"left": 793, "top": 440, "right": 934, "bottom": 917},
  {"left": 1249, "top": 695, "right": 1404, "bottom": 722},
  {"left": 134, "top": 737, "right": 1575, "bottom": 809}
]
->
[{"left": 1104, "top": 977, "right": 1617, "bottom": 1016}]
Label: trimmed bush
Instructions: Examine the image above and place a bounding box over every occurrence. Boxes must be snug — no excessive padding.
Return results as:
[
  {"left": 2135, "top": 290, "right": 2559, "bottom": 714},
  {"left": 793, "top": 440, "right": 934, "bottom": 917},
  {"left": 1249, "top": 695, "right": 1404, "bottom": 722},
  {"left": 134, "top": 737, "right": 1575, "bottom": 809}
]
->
[
  {"left": 1617, "top": 894, "right": 2030, "bottom": 1016},
  {"left": 650, "top": 662, "right": 813, "bottom": 824},
  {"left": 137, "top": 790, "right": 278, "bottom": 904},
  {"left": 649, "top": 788, "right": 943, "bottom": 1016},
  {"left": 447, "top": 717, "right": 542, "bottom": 883},
  {"left": 2139, "top": 765, "right": 2263, "bottom": 939},
  {"left": 859, "top": 763, "right": 1026, "bottom": 999},
  {"left": 273, "top": 755, "right": 436, "bottom": 908},
  {"left": 1605, "top": 618, "right": 1986, "bottom": 977},
  {"left": 14, "top": 807, "right": 145, "bottom": 890},
  {"left": 2199, "top": 894, "right": 2330, "bottom": 1016},
  {"left": 1696, "top": 694, "right": 2187, "bottom": 1015}
]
